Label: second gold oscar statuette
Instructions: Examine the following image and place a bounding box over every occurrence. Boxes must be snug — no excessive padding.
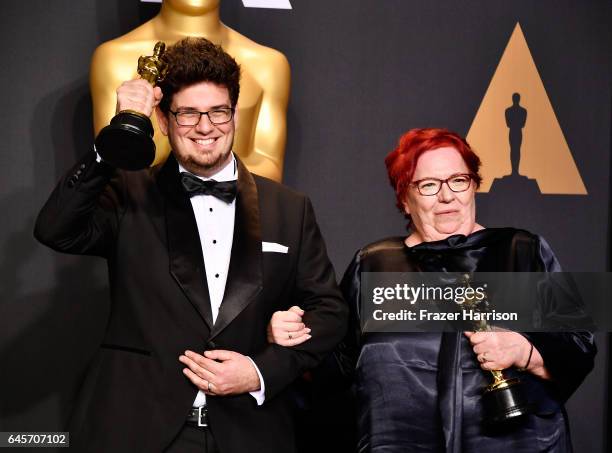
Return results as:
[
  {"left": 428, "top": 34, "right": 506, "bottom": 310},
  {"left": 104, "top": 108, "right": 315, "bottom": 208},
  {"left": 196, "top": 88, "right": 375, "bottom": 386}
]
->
[
  {"left": 95, "top": 42, "right": 168, "bottom": 170},
  {"left": 461, "top": 273, "right": 533, "bottom": 424}
]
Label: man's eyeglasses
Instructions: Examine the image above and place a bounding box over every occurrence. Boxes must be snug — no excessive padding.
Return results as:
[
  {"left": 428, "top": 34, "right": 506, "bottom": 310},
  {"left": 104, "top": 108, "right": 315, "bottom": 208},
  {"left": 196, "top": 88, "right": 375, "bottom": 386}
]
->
[
  {"left": 169, "top": 108, "right": 235, "bottom": 126},
  {"left": 410, "top": 173, "right": 473, "bottom": 196}
]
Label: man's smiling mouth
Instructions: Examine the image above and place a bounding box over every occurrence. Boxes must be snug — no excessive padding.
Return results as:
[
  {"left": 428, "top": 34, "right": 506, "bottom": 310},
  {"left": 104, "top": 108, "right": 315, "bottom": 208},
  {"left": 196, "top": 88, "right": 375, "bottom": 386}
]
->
[{"left": 193, "top": 138, "right": 217, "bottom": 146}]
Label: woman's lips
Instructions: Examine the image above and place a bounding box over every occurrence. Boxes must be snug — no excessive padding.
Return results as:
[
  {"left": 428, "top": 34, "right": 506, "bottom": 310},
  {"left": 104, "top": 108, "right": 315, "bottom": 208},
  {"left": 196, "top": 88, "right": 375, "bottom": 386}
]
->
[{"left": 435, "top": 210, "right": 459, "bottom": 216}]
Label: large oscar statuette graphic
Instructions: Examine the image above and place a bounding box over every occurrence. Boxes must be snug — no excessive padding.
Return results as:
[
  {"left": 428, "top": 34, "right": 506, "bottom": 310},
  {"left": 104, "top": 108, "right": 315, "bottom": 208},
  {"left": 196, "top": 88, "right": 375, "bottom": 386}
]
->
[
  {"left": 462, "top": 274, "right": 533, "bottom": 424},
  {"left": 95, "top": 42, "right": 168, "bottom": 170}
]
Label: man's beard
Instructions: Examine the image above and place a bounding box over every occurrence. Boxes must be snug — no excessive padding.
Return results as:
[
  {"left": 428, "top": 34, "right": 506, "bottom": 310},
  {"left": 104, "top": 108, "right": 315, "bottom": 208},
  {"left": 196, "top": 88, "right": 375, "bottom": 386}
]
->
[
  {"left": 178, "top": 145, "right": 233, "bottom": 177},
  {"left": 171, "top": 136, "right": 234, "bottom": 177}
]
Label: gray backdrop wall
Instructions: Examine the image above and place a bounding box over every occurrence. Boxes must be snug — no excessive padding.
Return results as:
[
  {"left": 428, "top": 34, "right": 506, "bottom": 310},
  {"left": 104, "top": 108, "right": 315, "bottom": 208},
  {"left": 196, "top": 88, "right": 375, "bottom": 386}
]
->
[{"left": 0, "top": 1, "right": 609, "bottom": 451}]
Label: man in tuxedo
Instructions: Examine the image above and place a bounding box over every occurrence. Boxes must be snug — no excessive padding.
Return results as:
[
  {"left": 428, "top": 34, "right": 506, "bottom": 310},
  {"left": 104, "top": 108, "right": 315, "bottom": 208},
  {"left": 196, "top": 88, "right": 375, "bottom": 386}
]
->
[{"left": 34, "top": 37, "right": 347, "bottom": 453}]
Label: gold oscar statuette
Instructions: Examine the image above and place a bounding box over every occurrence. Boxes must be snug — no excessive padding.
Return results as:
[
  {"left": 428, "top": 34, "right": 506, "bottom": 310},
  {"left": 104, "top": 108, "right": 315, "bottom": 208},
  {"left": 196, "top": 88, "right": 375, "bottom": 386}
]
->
[
  {"left": 95, "top": 42, "right": 168, "bottom": 170},
  {"left": 462, "top": 274, "right": 533, "bottom": 424}
]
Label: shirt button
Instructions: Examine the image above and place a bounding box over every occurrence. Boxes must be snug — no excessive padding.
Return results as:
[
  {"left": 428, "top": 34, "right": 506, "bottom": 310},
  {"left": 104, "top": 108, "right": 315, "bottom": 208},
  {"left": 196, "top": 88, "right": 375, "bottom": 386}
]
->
[
  {"left": 215, "top": 273, "right": 219, "bottom": 278},
  {"left": 209, "top": 208, "right": 213, "bottom": 212},
  {"left": 213, "top": 240, "right": 217, "bottom": 244}
]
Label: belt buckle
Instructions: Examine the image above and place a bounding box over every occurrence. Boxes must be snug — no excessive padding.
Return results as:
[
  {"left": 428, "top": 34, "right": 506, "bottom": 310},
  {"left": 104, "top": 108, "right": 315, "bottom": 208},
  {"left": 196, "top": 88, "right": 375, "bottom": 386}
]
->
[{"left": 197, "top": 406, "right": 208, "bottom": 427}]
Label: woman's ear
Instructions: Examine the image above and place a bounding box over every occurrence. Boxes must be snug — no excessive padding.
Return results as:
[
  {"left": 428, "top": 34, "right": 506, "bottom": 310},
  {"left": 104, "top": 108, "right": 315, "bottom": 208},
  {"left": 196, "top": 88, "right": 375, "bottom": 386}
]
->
[{"left": 402, "top": 199, "right": 411, "bottom": 215}]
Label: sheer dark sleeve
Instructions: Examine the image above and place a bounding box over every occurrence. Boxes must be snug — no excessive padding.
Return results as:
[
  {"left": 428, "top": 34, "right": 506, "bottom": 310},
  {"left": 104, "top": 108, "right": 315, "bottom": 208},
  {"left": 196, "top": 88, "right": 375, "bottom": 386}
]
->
[
  {"left": 333, "top": 251, "right": 363, "bottom": 381},
  {"left": 523, "top": 236, "right": 596, "bottom": 402}
]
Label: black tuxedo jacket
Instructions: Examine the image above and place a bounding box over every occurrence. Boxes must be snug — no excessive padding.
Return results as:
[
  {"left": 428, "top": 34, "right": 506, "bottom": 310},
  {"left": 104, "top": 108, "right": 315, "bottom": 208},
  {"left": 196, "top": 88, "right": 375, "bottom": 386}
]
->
[{"left": 34, "top": 152, "right": 347, "bottom": 453}]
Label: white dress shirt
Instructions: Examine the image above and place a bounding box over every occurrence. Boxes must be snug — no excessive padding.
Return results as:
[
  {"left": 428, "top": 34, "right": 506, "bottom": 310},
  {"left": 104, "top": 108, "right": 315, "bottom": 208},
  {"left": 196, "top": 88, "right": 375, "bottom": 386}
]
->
[{"left": 178, "top": 155, "right": 266, "bottom": 407}]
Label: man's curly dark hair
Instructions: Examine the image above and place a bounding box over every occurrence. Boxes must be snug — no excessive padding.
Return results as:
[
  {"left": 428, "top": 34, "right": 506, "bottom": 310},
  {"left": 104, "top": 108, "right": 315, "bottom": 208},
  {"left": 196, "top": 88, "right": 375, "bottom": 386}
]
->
[{"left": 158, "top": 37, "right": 241, "bottom": 112}]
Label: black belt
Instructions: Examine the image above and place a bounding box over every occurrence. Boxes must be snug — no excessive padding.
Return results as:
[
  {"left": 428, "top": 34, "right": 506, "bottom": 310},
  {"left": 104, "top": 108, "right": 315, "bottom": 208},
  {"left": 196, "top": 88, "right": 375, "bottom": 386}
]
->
[{"left": 186, "top": 406, "right": 209, "bottom": 429}]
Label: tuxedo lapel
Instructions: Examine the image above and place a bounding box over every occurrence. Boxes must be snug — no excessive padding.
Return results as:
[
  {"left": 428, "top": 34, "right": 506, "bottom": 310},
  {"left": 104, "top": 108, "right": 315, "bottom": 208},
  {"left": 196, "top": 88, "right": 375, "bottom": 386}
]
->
[
  {"left": 158, "top": 155, "right": 214, "bottom": 331},
  {"left": 210, "top": 158, "right": 263, "bottom": 339}
]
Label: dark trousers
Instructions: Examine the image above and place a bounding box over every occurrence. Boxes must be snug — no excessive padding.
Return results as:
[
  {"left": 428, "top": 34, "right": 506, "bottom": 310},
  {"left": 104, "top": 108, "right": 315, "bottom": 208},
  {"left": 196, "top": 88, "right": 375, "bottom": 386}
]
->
[{"left": 165, "top": 424, "right": 221, "bottom": 453}]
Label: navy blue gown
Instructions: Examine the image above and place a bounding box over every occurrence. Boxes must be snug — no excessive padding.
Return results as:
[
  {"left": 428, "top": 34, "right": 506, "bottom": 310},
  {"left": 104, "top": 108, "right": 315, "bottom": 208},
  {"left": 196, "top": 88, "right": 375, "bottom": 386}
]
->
[{"left": 339, "top": 228, "right": 595, "bottom": 453}]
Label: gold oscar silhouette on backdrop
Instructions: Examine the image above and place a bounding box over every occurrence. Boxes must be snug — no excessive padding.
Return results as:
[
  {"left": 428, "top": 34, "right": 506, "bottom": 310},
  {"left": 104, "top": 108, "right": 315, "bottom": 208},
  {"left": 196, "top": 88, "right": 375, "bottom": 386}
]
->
[
  {"left": 467, "top": 23, "right": 586, "bottom": 194},
  {"left": 90, "top": 0, "right": 290, "bottom": 181}
]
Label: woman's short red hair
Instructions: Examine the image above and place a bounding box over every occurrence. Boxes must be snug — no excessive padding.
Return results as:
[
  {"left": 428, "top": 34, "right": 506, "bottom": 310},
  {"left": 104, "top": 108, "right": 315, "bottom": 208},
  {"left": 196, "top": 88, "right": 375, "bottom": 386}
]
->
[{"left": 384, "top": 128, "right": 483, "bottom": 211}]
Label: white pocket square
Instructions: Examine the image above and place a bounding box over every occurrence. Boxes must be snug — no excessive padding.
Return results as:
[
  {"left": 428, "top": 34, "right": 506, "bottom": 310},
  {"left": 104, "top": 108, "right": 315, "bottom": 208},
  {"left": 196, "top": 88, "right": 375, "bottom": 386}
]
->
[{"left": 262, "top": 242, "right": 289, "bottom": 253}]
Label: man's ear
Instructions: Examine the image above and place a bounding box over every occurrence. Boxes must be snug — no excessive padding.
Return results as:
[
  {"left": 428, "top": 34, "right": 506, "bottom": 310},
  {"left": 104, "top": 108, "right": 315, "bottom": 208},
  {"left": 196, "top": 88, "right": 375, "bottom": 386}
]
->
[
  {"left": 233, "top": 105, "right": 239, "bottom": 130},
  {"left": 156, "top": 107, "right": 169, "bottom": 136}
]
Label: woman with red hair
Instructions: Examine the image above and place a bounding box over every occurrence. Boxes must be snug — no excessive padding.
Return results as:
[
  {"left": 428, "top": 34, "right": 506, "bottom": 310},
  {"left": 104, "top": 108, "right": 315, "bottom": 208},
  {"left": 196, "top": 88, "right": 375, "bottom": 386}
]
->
[{"left": 270, "top": 128, "right": 595, "bottom": 452}]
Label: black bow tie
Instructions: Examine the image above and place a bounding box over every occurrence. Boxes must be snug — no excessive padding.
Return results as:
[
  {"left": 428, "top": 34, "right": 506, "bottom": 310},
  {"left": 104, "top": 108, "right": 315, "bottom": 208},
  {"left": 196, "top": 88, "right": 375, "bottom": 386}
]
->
[{"left": 180, "top": 172, "right": 237, "bottom": 203}]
